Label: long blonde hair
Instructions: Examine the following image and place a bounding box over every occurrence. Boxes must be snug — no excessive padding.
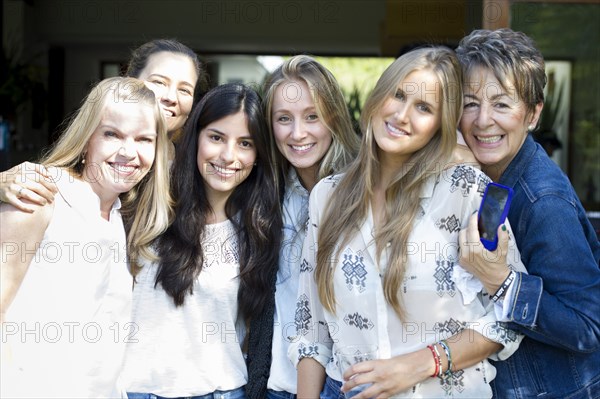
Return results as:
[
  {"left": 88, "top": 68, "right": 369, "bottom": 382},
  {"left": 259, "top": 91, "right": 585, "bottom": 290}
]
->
[
  {"left": 315, "top": 47, "right": 462, "bottom": 319},
  {"left": 42, "top": 77, "right": 173, "bottom": 270},
  {"left": 263, "top": 55, "right": 360, "bottom": 184}
]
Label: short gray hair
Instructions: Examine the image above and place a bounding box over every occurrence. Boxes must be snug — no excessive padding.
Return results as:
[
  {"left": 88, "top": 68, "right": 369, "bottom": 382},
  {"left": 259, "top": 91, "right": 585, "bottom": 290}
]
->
[{"left": 456, "top": 28, "right": 546, "bottom": 114}]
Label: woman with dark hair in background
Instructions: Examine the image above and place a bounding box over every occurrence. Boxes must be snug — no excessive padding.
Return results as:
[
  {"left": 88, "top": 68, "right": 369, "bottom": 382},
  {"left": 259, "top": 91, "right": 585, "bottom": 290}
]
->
[
  {"left": 0, "top": 38, "right": 207, "bottom": 211},
  {"left": 126, "top": 38, "right": 207, "bottom": 140}
]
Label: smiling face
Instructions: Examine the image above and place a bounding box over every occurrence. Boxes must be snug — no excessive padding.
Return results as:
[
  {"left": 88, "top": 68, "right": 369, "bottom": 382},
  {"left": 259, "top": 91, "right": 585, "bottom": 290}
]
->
[
  {"left": 459, "top": 66, "right": 542, "bottom": 180},
  {"left": 137, "top": 52, "right": 198, "bottom": 134},
  {"left": 197, "top": 110, "right": 257, "bottom": 203},
  {"left": 371, "top": 69, "right": 442, "bottom": 166},
  {"left": 271, "top": 80, "right": 332, "bottom": 184},
  {"left": 83, "top": 101, "right": 157, "bottom": 204}
]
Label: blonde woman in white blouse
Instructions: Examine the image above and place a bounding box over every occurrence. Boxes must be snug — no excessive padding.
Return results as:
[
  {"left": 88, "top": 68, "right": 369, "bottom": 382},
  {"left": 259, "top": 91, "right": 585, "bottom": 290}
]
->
[
  {"left": 293, "top": 47, "right": 527, "bottom": 398},
  {"left": 1, "top": 77, "right": 171, "bottom": 398}
]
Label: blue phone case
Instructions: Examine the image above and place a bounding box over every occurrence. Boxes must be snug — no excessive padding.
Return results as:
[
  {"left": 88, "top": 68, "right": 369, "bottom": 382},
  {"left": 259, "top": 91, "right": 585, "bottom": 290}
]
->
[{"left": 478, "top": 182, "right": 514, "bottom": 251}]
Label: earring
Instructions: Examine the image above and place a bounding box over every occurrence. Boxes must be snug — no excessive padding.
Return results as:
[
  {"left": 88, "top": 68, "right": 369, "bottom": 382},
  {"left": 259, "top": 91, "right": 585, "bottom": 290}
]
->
[
  {"left": 81, "top": 152, "right": 87, "bottom": 165},
  {"left": 528, "top": 124, "right": 535, "bottom": 132}
]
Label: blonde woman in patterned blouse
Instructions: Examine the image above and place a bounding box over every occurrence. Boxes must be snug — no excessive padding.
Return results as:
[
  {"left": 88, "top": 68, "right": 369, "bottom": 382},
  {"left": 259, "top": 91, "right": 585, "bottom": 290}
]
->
[
  {"left": 293, "top": 47, "right": 527, "bottom": 398},
  {"left": 261, "top": 54, "right": 361, "bottom": 399}
]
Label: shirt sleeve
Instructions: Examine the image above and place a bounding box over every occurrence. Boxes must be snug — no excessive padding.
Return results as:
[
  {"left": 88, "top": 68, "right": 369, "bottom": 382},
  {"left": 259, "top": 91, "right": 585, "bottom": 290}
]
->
[
  {"left": 288, "top": 179, "right": 335, "bottom": 369},
  {"left": 469, "top": 217, "right": 526, "bottom": 361},
  {"left": 456, "top": 168, "right": 526, "bottom": 361},
  {"left": 494, "top": 271, "right": 519, "bottom": 321}
]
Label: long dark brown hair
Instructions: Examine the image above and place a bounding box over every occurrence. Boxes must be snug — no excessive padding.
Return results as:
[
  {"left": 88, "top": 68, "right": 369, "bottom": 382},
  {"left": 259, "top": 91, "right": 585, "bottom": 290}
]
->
[{"left": 153, "top": 83, "right": 282, "bottom": 319}]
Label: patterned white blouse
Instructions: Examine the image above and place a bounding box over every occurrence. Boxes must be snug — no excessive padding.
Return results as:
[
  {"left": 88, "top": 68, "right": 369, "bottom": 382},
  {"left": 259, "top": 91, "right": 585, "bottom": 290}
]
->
[{"left": 291, "top": 165, "right": 526, "bottom": 398}]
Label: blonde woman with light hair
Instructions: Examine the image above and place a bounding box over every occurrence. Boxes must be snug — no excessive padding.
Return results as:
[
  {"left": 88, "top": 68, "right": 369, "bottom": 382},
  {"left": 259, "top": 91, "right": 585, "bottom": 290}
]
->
[
  {"left": 1, "top": 77, "right": 171, "bottom": 398},
  {"left": 259, "top": 55, "right": 360, "bottom": 399},
  {"left": 293, "top": 47, "right": 526, "bottom": 398},
  {"left": 263, "top": 55, "right": 361, "bottom": 191}
]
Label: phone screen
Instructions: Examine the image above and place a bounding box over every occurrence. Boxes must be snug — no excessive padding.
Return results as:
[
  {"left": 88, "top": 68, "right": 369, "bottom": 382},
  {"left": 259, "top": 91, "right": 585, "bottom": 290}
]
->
[{"left": 478, "top": 184, "right": 510, "bottom": 241}]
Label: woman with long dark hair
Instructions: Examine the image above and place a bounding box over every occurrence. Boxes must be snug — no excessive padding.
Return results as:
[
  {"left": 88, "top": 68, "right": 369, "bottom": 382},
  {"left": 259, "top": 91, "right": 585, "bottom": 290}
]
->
[{"left": 120, "top": 83, "right": 281, "bottom": 399}]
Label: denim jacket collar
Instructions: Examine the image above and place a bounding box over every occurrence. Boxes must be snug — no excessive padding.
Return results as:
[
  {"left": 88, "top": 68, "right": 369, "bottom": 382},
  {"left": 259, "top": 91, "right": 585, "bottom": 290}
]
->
[{"left": 499, "top": 134, "right": 536, "bottom": 188}]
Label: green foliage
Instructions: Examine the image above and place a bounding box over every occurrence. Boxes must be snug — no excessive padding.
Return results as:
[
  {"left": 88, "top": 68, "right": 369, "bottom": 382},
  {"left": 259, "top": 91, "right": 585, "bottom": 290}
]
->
[
  {"left": 512, "top": 2, "right": 600, "bottom": 206},
  {"left": 313, "top": 56, "right": 394, "bottom": 132},
  {"left": 312, "top": 57, "right": 394, "bottom": 104}
]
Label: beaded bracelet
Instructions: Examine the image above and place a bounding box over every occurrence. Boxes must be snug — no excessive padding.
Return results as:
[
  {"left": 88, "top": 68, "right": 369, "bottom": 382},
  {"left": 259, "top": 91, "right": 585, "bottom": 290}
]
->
[
  {"left": 491, "top": 270, "right": 516, "bottom": 302},
  {"left": 438, "top": 340, "right": 453, "bottom": 374},
  {"left": 427, "top": 344, "right": 441, "bottom": 378}
]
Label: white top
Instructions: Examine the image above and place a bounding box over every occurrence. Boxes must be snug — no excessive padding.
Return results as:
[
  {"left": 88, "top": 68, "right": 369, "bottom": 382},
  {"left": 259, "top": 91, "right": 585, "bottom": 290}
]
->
[
  {"left": 120, "top": 219, "right": 247, "bottom": 397},
  {"left": 291, "top": 165, "right": 527, "bottom": 398},
  {"left": 2, "top": 168, "right": 131, "bottom": 398},
  {"left": 268, "top": 169, "right": 309, "bottom": 393}
]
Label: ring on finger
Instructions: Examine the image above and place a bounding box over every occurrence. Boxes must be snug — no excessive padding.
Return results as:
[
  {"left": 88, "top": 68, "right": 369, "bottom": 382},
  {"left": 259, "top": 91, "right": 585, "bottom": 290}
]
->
[{"left": 17, "top": 187, "right": 25, "bottom": 198}]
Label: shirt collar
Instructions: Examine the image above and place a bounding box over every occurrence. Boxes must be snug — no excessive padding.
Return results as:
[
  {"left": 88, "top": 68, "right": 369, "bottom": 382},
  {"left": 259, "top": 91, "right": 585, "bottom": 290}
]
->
[
  {"left": 419, "top": 173, "right": 438, "bottom": 199},
  {"left": 287, "top": 168, "right": 310, "bottom": 198}
]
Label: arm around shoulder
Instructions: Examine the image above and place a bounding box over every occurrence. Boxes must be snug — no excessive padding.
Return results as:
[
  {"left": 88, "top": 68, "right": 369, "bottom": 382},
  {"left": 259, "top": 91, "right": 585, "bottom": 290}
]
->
[{"left": 0, "top": 162, "right": 57, "bottom": 212}]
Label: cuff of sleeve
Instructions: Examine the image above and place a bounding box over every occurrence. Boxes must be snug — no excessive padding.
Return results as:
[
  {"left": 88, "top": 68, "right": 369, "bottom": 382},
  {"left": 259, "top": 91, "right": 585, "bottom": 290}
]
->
[
  {"left": 470, "top": 315, "right": 523, "bottom": 361},
  {"left": 506, "top": 272, "right": 543, "bottom": 327},
  {"left": 288, "top": 339, "right": 332, "bottom": 370},
  {"left": 494, "top": 273, "right": 519, "bottom": 321}
]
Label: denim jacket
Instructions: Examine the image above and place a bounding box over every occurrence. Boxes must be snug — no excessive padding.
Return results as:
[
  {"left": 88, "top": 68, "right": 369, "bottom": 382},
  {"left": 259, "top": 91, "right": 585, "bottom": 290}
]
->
[{"left": 491, "top": 135, "right": 600, "bottom": 399}]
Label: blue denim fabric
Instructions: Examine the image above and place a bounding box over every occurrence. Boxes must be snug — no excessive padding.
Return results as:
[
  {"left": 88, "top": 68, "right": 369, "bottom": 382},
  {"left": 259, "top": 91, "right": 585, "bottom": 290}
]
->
[
  {"left": 266, "top": 389, "right": 296, "bottom": 399},
  {"left": 127, "top": 387, "right": 247, "bottom": 399},
  {"left": 319, "top": 376, "right": 344, "bottom": 399},
  {"left": 491, "top": 135, "right": 600, "bottom": 399}
]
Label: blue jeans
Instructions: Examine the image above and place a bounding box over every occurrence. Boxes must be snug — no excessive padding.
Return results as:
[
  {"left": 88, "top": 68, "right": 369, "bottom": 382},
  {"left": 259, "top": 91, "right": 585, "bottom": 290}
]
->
[
  {"left": 266, "top": 389, "right": 296, "bottom": 399},
  {"left": 319, "top": 376, "right": 344, "bottom": 399},
  {"left": 127, "top": 387, "right": 247, "bottom": 399}
]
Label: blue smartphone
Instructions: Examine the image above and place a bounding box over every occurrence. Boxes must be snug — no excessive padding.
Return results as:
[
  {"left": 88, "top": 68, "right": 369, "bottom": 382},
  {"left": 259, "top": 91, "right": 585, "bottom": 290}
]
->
[{"left": 478, "top": 182, "right": 514, "bottom": 251}]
